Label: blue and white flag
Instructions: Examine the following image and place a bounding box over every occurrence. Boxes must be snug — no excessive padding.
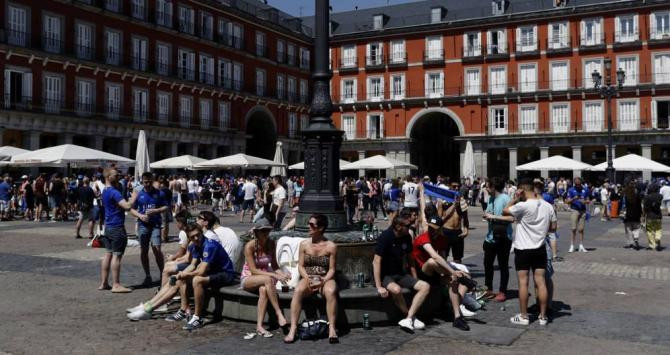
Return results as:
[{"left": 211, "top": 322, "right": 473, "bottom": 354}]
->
[{"left": 422, "top": 183, "right": 459, "bottom": 203}]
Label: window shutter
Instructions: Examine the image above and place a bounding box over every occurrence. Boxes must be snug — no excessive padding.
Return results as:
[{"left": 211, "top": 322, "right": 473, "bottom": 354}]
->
[
  {"left": 615, "top": 17, "right": 621, "bottom": 42},
  {"left": 651, "top": 13, "right": 657, "bottom": 39},
  {"left": 22, "top": 72, "right": 32, "bottom": 99},
  {"left": 499, "top": 29, "right": 506, "bottom": 52},
  {"left": 580, "top": 20, "right": 586, "bottom": 43},
  {"left": 633, "top": 15, "right": 639, "bottom": 39},
  {"left": 652, "top": 100, "right": 658, "bottom": 128},
  {"left": 486, "top": 31, "right": 491, "bottom": 54},
  {"left": 596, "top": 18, "right": 603, "bottom": 43},
  {"left": 380, "top": 114, "right": 385, "bottom": 138},
  {"left": 532, "top": 25, "right": 537, "bottom": 50},
  {"left": 352, "top": 79, "right": 357, "bottom": 101},
  {"left": 515, "top": 27, "right": 521, "bottom": 51},
  {"left": 463, "top": 33, "right": 468, "bottom": 53}
]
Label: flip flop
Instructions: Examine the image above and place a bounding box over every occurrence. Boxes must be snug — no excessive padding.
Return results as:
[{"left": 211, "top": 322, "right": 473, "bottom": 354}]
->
[
  {"left": 111, "top": 286, "right": 133, "bottom": 293},
  {"left": 98, "top": 285, "right": 112, "bottom": 291}
]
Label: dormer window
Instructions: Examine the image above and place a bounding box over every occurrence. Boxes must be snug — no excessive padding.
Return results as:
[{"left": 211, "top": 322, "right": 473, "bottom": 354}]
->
[
  {"left": 373, "top": 15, "right": 384, "bottom": 30},
  {"left": 492, "top": 0, "right": 507, "bottom": 15},
  {"left": 554, "top": 0, "right": 568, "bottom": 7},
  {"left": 431, "top": 7, "right": 444, "bottom": 24},
  {"left": 329, "top": 21, "right": 338, "bottom": 36}
]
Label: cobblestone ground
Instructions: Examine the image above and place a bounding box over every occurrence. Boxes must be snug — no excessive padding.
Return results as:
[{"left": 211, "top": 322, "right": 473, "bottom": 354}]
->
[{"left": 0, "top": 206, "right": 669, "bottom": 354}]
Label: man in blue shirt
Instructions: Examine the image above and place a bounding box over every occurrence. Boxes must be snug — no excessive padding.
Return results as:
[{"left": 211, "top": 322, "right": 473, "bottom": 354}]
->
[
  {"left": 566, "top": 177, "right": 590, "bottom": 253},
  {"left": 483, "top": 177, "right": 513, "bottom": 302},
  {"left": 132, "top": 172, "right": 168, "bottom": 286},
  {"left": 100, "top": 168, "right": 140, "bottom": 293},
  {"left": 0, "top": 176, "right": 12, "bottom": 220}
]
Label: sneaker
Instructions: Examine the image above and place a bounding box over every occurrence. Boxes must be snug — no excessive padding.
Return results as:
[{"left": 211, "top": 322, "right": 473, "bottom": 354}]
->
[
  {"left": 510, "top": 313, "right": 530, "bottom": 326},
  {"left": 412, "top": 318, "right": 425, "bottom": 330},
  {"left": 452, "top": 317, "right": 470, "bottom": 331},
  {"left": 127, "top": 309, "right": 152, "bottom": 321},
  {"left": 383, "top": 217, "right": 388, "bottom": 221},
  {"left": 154, "top": 304, "right": 169, "bottom": 313},
  {"left": 634, "top": 241, "right": 640, "bottom": 250},
  {"left": 568, "top": 245, "right": 574, "bottom": 253},
  {"left": 183, "top": 317, "right": 204, "bottom": 331},
  {"left": 398, "top": 318, "right": 414, "bottom": 332},
  {"left": 459, "top": 304, "right": 476, "bottom": 318},
  {"left": 538, "top": 316, "right": 548, "bottom": 326},
  {"left": 126, "top": 303, "right": 144, "bottom": 314},
  {"left": 166, "top": 309, "right": 189, "bottom": 322},
  {"left": 579, "top": 245, "right": 588, "bottom": 253},
  {"left": 142, "top": 276, "right": 153, "bottom": 287},
  {"left": 494, "top": 292, "right": 507, "bottom": 303},
  {"left": 657, "top": 245, "right": 662, "bottom": 252}
]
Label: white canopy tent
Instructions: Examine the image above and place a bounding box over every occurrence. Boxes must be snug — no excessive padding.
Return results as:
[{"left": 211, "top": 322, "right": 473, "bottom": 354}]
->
[
  {"left": 516, "top": 155, "right": 593, "bottom": 171},
  {"left": 194, "top": 153, "right": 286, "bottom": 169},
  {"left": 270, "top": 142, "right": 287, "bottom": 177},
  {"left": 150, "top": 155, "right": 206, "bottom": 170},
  {"left": 9, "top": 144, "right": 134, "bottom": 167},
  {"left": 135, "top": 130, "right": 150, "bottom": 181},
  {"left": 341, "top": 155, "right": 417, "bottom": 171},
  {"left": 289, "top": 159, "right": 351, "bottom": 170},
  {"left": 462, "top": 141, "right": 476, "bottom": 180},
  {"left": 588, "top": 154, "right": 670, "bottom": 172},
  {"left": 0, "top": 146, "right": 30, "bottom": 161}
]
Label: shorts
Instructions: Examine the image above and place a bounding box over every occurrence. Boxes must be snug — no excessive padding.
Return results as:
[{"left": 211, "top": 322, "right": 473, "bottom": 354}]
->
[
  {"left": 0, "top": 200, "right": 8, "bottom": 212},
  {"left": 208, "top": 271, "right": 236, "bottom": 289},
  {"left": 172, "top": 195, "right": 179, "bottom": 205},
  {"left": 242, "top": 199, "right": 255, "bottom": 210},
  {"left": 79, "top": 208, "right": 95, "bottom": 221},
  {"left": 102, "top": 226, "right": 128, "bottom": 256},
  {"left": 53, "top": 196, "right": 63, "bottom": 207},
  {"left": 93, "top": 206, "right": 102, "bottom": 220},
  {"left": 570, "top": 210, "right": 586, "bottom": 231},
  {"left": 514, "top": 245, "right": 547, "bottom": 271},
  {"left": 176, "top": 262, "right": 190, "bottom": 272},
  {"left": 137, "top": 224, "right": 161, "bottom": 248},
  {"left": 546, "top": 232, "right": 558, "bottom": 242},
  {"left": 664, "top": 200, "right": 670, "bottom": 211},
  {"left": 388, "top": 201, "right": 400, "bottom": 212},
  {"left": 402, "top": 206, "right": 419, "bottom": 214},
  {"left": 189, "top": 192, "right": 197, "bottom": 201},
  {"left": 443, "top": 228, "right": 465, "bottom": 261},
  {"left": 35, "top": 195, "right": 47, "bottom": 207},
  {"left": 382, "top": 274, "right": 418, "bottom": 289},
  {"left": 545, "top": 238, "right": 554, "bottom": 279}
]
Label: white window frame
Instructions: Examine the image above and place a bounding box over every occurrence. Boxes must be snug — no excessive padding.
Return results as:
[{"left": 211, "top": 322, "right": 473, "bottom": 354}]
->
[
  {"left": 156, "top": 42, "right": 171, "bottom": 76},
  {"left": 463, "top": 32, "right": 481, "bottom": 57},
  {"left": 342, "top": 44, "right": 357, "bottom": 68},
  {"left": 367, "top": 76, "right": 384, "bottom": 102},
  {"left": 516, "top": 25, "right": 537, "bottom": 52},
  {"left": 288, "top": 112, "right": 297, "bottom": 137},
  {"left": 431, "top": 8, "right": 443, "bottom": 24},
  {"left": 105, "top": 82, "right": 122, "bottom": 119},
  {"left": 131, "top": 0, "right": 146, "bottom": 20},
  {"left": 518, "top": 104, "right": 538, "bottom": 134},
  {"left": 651, "top": 11, "right": 670, "bottom": 40},
  {"left": 131, "top": 36, "right": 148, "bottom": 71},
  {"left": 75, "top": 78, "right": 95, "bottom": 116},
  {"left": 178, "top": 48, "right": 195, "bottom": 80},
  {"left": 465, "top": 67, "right": 481, "bottom": 96},
  {"left": 342, "top": 115, "right": 356, "bottom": 140},
  {"left": 255, "top": 31, "right": 266, "bottom": 57},
  {"left": 486, "top": 28, "right": 507, "bottom": 54},
  {"left": 105, "top": 29, "right": 122, "bottom": 65},
  {"left": 277, "top": 40, "right": 285, "bottom": 63},
  {"left": 156, "top": 91, "right": 170, "bottom": 125},
  {"left": 300, "top": 47, "right": 311, "bottom": 69},
  {"left": 179, "top": 95, "right": 193, "bottom": 127},
  {"left": 390, "top": 40, "right": 406, "bottom": 63},
  {"left": 616, "top": 54, "right": 638, "bottom": 87},
  {"left": 43, "top": 13, "right": 63, "bottom": 53},
  {"left": 155, "top": 0, "right": 173, "bottom": 27},
  {"left": 425, "top": 71, "right": 444, "bottom": 98},
  {"left": 7, "top": 4, "right": 28, "bottom": 47},
  {"left": 218, "top": 101, "right": 230, "bottom": 131},
  {"left": 583, "top": 100, "right": 604, "bottom": 132},
  {"left": 615, "top": 14, "right": 638, "bottom": 43},
  {"left": 489, "top": 65, "right": 507, "bottom": 95},
  {"left": 425, "top": 36, "right": 443, "bottom": 60},
  {"left": 391, "top": 74, "right": 405, "bottom": 100},
  {"left": 199, "top": 54, "right": 215, "bottom": 85},
  {"left": 366, "top": 113, "right": 384, "bottom": 139},
  {"left": 580, "top": 17, "right": 603, "bottom": 46},
  {"left": 651, "top": 96, "right": 670, "bottom": 129},
  {"left": 199, "top": 99, "right": 212, "bottom": 129},
  {"left": 178, "top": 6, "right": 195, "bottom": 34},
  {"left": 132, "top": 88, "right": 148, "bottom": 122},
  {"left": 366, "top": 42, "right": 384, "bottom": 66},
  {"left": 550, "top": 102, "right": 571, "bottom": 133},
  {"left": 276, "top": 74, "right": 285, "bottom": 100},
  {"left": 617, "top": 98, "right": 640, "bottom": 131},
  {"left": 75, "top": 21, "right": 94, "bottom": 60},
  {"left": 550, "top": 60, "right": 570, "bottom": 91},
  {"left": 373, "top": 15, "right": 384, "bottom": 30},
  {"left": 490, "top": 106, "right": 508, "bottom": 135},
  {"left": 300, "top": 79, "right": 309, "bottom": 104},
  {"left": 341, "top": 78, "right": 357, "bottom": 103},
  {"left": 255, "top": 69, "right": 266, "bottom": 96},
  {"left": 518, "top": 63, "right": 537, "bottom": 93},
  {"left": 548, "top": 21, "right": 569, "bottom": 49},
  {"left": 200, "top": 11, "right": 213, "bottom": 40},
  {"left": 287, "top": 76, "right": 296, "bottom": 101},
  {"left": 653, "top": 52, "right": 670, "bottom": 85},
  {"left": 583, "top": 57, "right": 603, "bottom": 89},
  {"left": 43, "top": 73, "right": 62, "bottom": 113}
]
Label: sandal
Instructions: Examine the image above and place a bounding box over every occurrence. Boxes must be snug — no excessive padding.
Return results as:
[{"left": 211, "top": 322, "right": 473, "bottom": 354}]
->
[{"left": 244, "top": 331, "right": 273, "bottom": 340}]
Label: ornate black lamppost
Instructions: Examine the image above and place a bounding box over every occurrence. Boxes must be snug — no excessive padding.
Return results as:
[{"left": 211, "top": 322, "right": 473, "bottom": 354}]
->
[
  {"left": 295, "top": 0, "right": 347, "bottom": 232},
  {"left": 592, "top": 58, "right": 625, "bottom": 184}
]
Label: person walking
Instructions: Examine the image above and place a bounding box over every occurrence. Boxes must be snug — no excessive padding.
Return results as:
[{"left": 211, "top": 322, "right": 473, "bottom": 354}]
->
[
  {"left": 566, "top": 177, "right": 590, "bottom": 253},
  {"left": 622, "top": 180, "right": 643, "bottom": 250},
  {"left": 75, "top": 177, "right": 95, "bottom": 239},
  {"left": 660, "top": 181, "right": 670, "bottom": 217},
  {"left": 643, "top": 184, "right": 664, "bottom": 251}
]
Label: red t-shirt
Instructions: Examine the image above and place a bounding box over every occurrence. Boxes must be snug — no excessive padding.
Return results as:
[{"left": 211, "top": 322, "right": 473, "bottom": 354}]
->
[{"left": 412, "top": 231, "right": 447, "bottom": 268}]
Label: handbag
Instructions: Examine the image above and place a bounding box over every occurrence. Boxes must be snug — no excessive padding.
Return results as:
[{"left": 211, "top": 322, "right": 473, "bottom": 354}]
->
[
  {"left": 88, "top": 234, "right": 104, "bottom": 248},
  {"left": 276, "top": 243, "right": 300, "bottom": 291},
  {"left": 297, "top": 319, "right": 329, "bottom": 341}
]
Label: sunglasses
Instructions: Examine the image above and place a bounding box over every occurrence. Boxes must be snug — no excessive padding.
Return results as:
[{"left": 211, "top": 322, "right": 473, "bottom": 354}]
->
[{"left": 308, "top": 222, "right": 319, "bottom": 229}]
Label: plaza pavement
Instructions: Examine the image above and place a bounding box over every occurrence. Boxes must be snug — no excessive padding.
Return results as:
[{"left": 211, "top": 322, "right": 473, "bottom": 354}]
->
[{"left": 0, "top": 206, "right": 669, "bottom": 354}]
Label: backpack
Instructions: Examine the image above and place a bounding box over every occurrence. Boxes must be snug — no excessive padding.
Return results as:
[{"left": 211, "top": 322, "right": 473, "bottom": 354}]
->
[{"left": 236, "top": 183, "right": 245, "bottom": 199}]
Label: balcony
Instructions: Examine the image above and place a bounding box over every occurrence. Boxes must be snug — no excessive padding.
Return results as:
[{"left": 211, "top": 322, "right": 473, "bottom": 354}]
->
[
  {"left": 104, "top": 0, "right": 121, "bottom": 12},
  {"left": 179, "top": 115, "right": 191, "bottom": 128},
  {"left": 300, "top": 95, "right": 309, "bottom": 104},
  {"left": 546, "top": 36, "right": 572, "bottom": 56},
  {"left": 514, "top": 41, "right": 539, "bottom": 58},
  {"left": 366, "top": 90, "right": 385, "bottom": 102},
  {"left": 287, "top": 92, "right": 298, "bottom": 103},
  {"left": 256, "top": 87, "right": 266, "bottom": 97},
  {"left": 423, "top": 49, "right": 444, "bottom": 66},
  {"left": 341, "top": 130, "right": 387, "bottom": 140},
  {"left": 156, "top": 61, "right": 170, "bottom": 76},
  {"left": 613, "top": 30, "right": 641, "bottom": 50},
  {"left": 277, "top": 52, "right": 285, "bottom": 64},
  {"left": 44, "top": 98, "right": 62, "bottom": 114},
  {"left": 462, "top": 45, "right": 483, "bottom": 63},
  {"left": 579, "top": 33, "right": 606, "bottom": 52},
  {"left": 365, "top": 55, "right": 385, "bottom": 70},
  {"left": 105, "top": 50, "right": 122, "bottom": 66},
  {"left": 256, "top": 44, "right": 268, "bottom": 58},
  {"left": 177, "top": 67, "right": 196, "bottom": 81},
  {"left": 6, "top": 29, "right": 30, "bottom": 47},
  {"left": 156, "top": 112, "right": 170, "bottom": 125},
  {"left": 178, "top": 21, "right": 194, "bottom": 35},
  {"left": 105, "top": 104, "right": 121, "bottom": 120},
  {"left": 649, "top": 32, "right": 670, "bottom": 46},
  {"left": 485, "top": 44, "right": 509, "bottom": 61},
  {"left": 75, "top": 102, "right": 95, "bottom": 117},
  {"left": 75, "top": 44, "right": 95, "bottom": 60},
  {"left": 287, "top": 54, "right": 297, "bottom": 67},
  {"left": 156, "top": 11, "right": 172, "bottom": 28},
  {"left": 2, "top": 95, "right": 32, "bottom": 110},
  {"left": 42, "top": 35, "right": 64, "bottom": 54},
  {"left": 131, "top": 3, "right": 146, "bottom": 20},
  {"left": 387, "top": 53, "right": 407, "bottom": 68},
  {"left": 131, "top": 56, "right": 148, "bottom": 71},
  {"left": 518, "top": 122, "right": 538, "bottom": 135},
  {"left": 339, "top": 58, "right": 358, "bottom": 73}
]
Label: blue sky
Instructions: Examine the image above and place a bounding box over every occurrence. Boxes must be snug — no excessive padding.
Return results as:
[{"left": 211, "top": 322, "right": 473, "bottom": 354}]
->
[{"left": 267, "top": 0, "right": 417, "bottom": 17}]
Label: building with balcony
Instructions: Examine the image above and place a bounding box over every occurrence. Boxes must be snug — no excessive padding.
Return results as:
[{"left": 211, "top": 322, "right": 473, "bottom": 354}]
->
[
  {"left": 310, "top": 0, "right": 670, "bottom": 180},
  {"left": 0, "top": 0, "right": 313, "bottom": 163}
]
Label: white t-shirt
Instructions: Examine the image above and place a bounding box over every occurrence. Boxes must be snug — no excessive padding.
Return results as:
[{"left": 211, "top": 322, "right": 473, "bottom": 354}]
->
[
  {"left": 660, "top": 185, "right": 670, "bottom": 201},
  {"left": 383, "top": 182, "right": 392, "bottom": 195},
  {"left": 178, "top": 230, "right": 188, "bottom": 247},
  {"left": 187, "top": 179, "right": 199, "bottom": 194},
  {"left": 402, "top": 182, "right": 419, "bottom": 208},
  {"left": 509, "top": 199, "right": 556, "bottom": 250},
  {"left": 242, "top": 182, "right": 257, "bottom": 200},
  {"left": 600, "top": 188, "right": 609, "bottom": 203},
  {"left": 204, "top": 230, "right": 220, "bottom": 243},
  {"left": 92, "top": 180, "right": 106, "bottom": 206},
  {"left": 272, "top": 185, "right": 288, "bottom": 212},
  {"left": 214, "top": 226, "right": 241, "bottom": 263}
]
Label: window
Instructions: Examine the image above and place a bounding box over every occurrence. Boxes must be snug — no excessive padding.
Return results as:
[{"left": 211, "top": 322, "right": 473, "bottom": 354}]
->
[
  {"left": 178, "top": 49, "right": 195, "bottom": 80},
  {"left": 156, "top": 0, "right": 173, "bottom": 27},
  {"left": 277, "top": 40, "right": 285, "bottom": 63},
  {"left": 490, "top": 106, "right": 507, "bottom": 135},
  {"left": 7, "top": 5, "right": 28, "bottom": 46},
  {"left": 218, "top": 101, "right": 230, "bottom": 130},
  {"left": 581, "top": 18, "right": 603, "bottom": 46},
  {"left": 256, "top": 31, "right": 266, "bottom": 57},
  {"left": 583, "top": 58, "right": 602, "bottom": 88},
  {"left": 426, "top": 36, "right": 443, "bottom": 59},
  {"left": 550, "top": 61, "right": 569, "bottom": 91},
  {"left": 43, "top": 15, "right": 63, "bottom": 53},
  {"left": 615, "top": 14, "right": 638, "bottom": 43},
  {"left": 367, "top": 42, "right": 383, "bottom": 65},
  {"left": 105, "top": 83, "right": 122, "bottom": 119},
  {"left": 105, "top": 0, "right": 121, "bottom": 12},
  {"left": 276, "top": 74, "right": 285, "bottom": 99},
  {"left": 178, "top": 6, "right": 194, "bottom": 34},
  {"left": 492, "top": 0, "right": 506, "bottom": 16},
  {"left": 199, "top": 54, "right": 215, "bottom": 84},
  {"left": 390, "top": 40, "right": 405, "bottom": 63},
  {"left": 431, "top": 8, "right": 443, "bottom": 23},
  {"left": 219, "top": 58, "right": 232, "bottom": 88},
  {"left": 301, "top": 114, "right": 309, "bottom": 131},
  {"left": 179, "top": 96, "right": 192, "bottom": 127},
  {"left": 367, "top": 114, "right": 384, "bottom": 138},
  {"left": 618, "top": 100, "right": 639, "bottom": 131},
  {"left": 425, "top": 72, "right": 444, "bottom": 98},
  {"left": 617, "top": 56, "right": 637, "bottom": 86},
  {"left": 131, "top": 0, "right": 146, "bottom": 20},
  {"left": 256, "top": 69, "right": 266, "bottom": 96},
  {"left": 487, "top": 29, "right": 507, "bottom": 54},
  {"left": 75, "top": 79, "right": 94, "bottom": 116},
  {"left": 287, "top": 77, "right": 296, "bottom": 101},
  {"left": 341, "top": 78, "right": 357, "bottom": 103},
  {"left": 519, "top": 105, "right": 537, "bottom": 134},
  {"left": 516, "top": 25, "right": 537, "bottom": 52},
  {"left": 342, "top": 115, "right": 356, "bottom": 140},
  {"left": 287, "top": 43, "right": 296, "bottom": 65},
  {"left": 133, "top": 88, "right": 148, "bottom": 121},
  {"left": 43, "top": 75, "right": 62, "bottom": 113},
  {"left": 463, "top": 32, "right": 481, "bottom": 57},
  {"left": 131, "top": 37, "right": 148, "bottom": 71},
  {"left": 156, "top": 92, "right": 170, "bottom": 124},
  {"left": 300, "top": 79, "right": 308, "bottom": 104},
  {"left": 548, "top": 22, "right": 569, "bottom": 49},
  {"left": 3, "top": 68, "right": 31, "bottom": 110},
  {"left": 105, "top": 30, "right": 121, "bottom": 65},
  {"left": 653, "top": 53, "right": 670, "bottom": 84},
  {"left": 367, "top": 77, "right": 384, "bottom": 101},
  {"left": 342, "top": 45, "right": 357, "bottom": 67},
  {"left": 489, "top": 66, "right": 507, "bottom": 94},
  {"left": 373, "top": 15, "right": 384, "bottom": 30},
  {"left": 288, "top": 113, "right": 297, "bottom": 137},
  {"left": 391, "top": 74, "right": 405, "bottom": 100},
  {"left": 551, "top": 103, "right": 570, "bottom": 133},
  {"left": 75, "top": 23, "right": 94, "bottom": 60},
  {"left": 653, "top": 99, "right": 670, "bottom": 129},
  {"left": 199, "top": 99, "right": 212, "bottom": 128},
  {"left": 225, "top": 22, "right": 243, "bottom": 49},
  {"left": 156, "top": 43, "right": 170, "bottom": 75},
  {"left": 465, "top": 68, "right": 480, "bottom": 96},
  {"left": 519, "top": 63, "right": 537, "bottom": 93},
  {"left": 651, "top": 11, "right": 670, "bottom": 40},
  {"left": 300, "top": 48, "right": 311, "bottom": 69},
  {"left": 583, "top": 101, "right": 603, "bottom": 132}
]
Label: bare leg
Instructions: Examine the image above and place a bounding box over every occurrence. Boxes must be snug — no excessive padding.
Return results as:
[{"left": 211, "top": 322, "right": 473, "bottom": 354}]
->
[
  {"left": 387, "top": 283, "right": 409, "bottom": 316},
  {"left": 533, "top": 269, "right": 548, "bottom": 319},
  {"left": 152, "top": 245, "right": 165, "bottom": 274},
  {"left": 517, "top": 270, "right": 529, "bottom": 317},
  {"left": 193, "top": 275, "right": 210, "bottom": 316},
  {"left": 99, "top": 252, "right": 112, "bottom": 289},
  {"left": 321, "top": 280, "right": 338, "bottom": 338},
  {"left": 407, "top": 280, "right": 430, "bottom": 319},
  {"left": 284, "top": 279, "right": 310, "bottom": 342},
  {"left": 140, "top": 247, "right": 150, "bottom": 277},
  {"left": 111, "top": 254, "right": 124, "bottom": 288},
  {"left": 257, "top": 286, "right": 269, "bottom": 332}
]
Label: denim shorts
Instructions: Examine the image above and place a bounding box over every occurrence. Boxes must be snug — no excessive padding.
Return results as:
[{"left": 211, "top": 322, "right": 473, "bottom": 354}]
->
[
  {"left": 103, "top": 226, "right": 128, "bottom": 256},
  {"left": 137, "top": 224, "right": 161, "bottom": 248}
]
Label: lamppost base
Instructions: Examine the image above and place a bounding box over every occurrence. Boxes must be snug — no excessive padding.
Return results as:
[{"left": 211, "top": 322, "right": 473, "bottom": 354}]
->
[{"left": 605, "top": 167, "right": 616, "bottom": 185}]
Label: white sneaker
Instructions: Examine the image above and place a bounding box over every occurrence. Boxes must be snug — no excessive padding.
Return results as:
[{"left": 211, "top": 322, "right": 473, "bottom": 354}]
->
[
  {"left": 460, "top": 304, "right": 476, "bottom": 318},
  {"left": 579, "top": 245, "right": 588, "bottom": 253},
  {"left": 412, "top": 318, "right": 425, "bottom": 330},
  {"left": 568, "top": 245, "right": 574, "bottom": 253},
  {"left": 154, "top": 304, "right": 169, "bottom": 313},
  {"left": 126, "top": 303, "right": 143, "bottom": 313},
  {"left": 127, "top": 309, "right": 152, "bottom": 321},
  {"left": 538, "top": 316, "right": 548, "bottom": 326},
  {"left": 510, "top": 313, "right": 530, "bottom": 325},
  {"left": 398, "top": 318, "right": 414, "bottom": 331}
]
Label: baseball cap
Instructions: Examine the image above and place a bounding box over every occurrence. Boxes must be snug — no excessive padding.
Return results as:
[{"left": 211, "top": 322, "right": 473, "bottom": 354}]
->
[
  {"left": 253, "top": 218, "right": 274, "bottom": 232},
  {"left": 427, "top": 216, "right": 443, "bottom": 230}
]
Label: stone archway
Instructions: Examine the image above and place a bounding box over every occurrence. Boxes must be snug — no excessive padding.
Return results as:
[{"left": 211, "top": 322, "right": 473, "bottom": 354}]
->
[
  {"left": 407, "top": 108, "right": 463, "bottom": 179},
  {"left": 244, "top": 106, "right": 277, "bottom": 160}
]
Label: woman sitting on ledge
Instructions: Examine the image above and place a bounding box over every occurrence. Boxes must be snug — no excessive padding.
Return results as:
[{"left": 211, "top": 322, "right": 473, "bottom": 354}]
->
[
  {"left": 284, "top": 214, "right": 339, "bottom": 344},
  {"left": 240, "top": 218, "right": 291, "bottom": 338}
]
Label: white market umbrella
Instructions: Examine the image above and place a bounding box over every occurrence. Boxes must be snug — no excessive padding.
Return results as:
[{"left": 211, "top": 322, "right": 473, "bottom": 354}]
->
[
  {"left": 9, "top": 144, "right": 134, "bottom": 167},
  {"left": 150, "top": 155, "right": 206, "bottom": 170},
  {"left": 289, "top": 159, "right": 350, "bottom": 170},
  {"left": 0, "top": 146, "right": 30, "bottom": 161},
  {"left": 135, "top": 130, "right": 151, "bottom": 181},
  {"left": 341, "top": 155, "right": 417, "bottom": 171},
  {"left": 194, "top": 153, "right": 286, "bottom": 169},
  {"left": 270, "top": 142, "right": 287, "bottom": 177},
  {"left": 516, "top": 155, "right": 593, "bottom": 171},
  {"left": 462, "top": 141, "right": 476, "bottom": 180},
  {"left": 588, "top": 154, "right": 670, "bottom": 172}
]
